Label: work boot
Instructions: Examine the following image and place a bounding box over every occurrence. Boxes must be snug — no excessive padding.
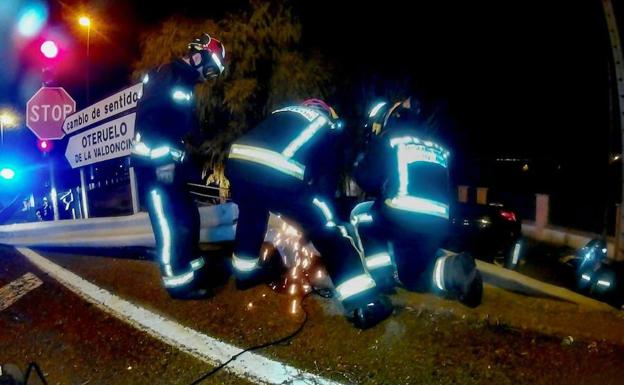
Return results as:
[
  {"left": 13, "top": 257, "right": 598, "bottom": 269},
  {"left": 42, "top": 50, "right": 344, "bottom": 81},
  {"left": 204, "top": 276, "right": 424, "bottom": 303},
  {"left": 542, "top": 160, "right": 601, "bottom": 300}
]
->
[
  {"left": 348, "top": 295, "right": 394, "bottom": 329},
  {"left": 165, "top": 260, "right": 215, "bottom": 300},
  {"left": 440, "top": 252, "right": 483, "bottom": 308},
  {"left": 235, "top": 251, "right": 286, "bottom": 290},
  {"left": 371, "top": 270, "right": 397, "bottom": 294}
]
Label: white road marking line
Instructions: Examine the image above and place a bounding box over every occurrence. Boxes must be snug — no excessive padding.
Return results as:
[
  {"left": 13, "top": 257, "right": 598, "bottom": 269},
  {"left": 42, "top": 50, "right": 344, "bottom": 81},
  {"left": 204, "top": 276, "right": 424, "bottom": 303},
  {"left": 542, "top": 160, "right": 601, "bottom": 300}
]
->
[
  {"left": 16, "top": 247, "right": 344, "bottom": 385},
  {"left": 0, "top": 272, "right": 43, "bottom": 311}
]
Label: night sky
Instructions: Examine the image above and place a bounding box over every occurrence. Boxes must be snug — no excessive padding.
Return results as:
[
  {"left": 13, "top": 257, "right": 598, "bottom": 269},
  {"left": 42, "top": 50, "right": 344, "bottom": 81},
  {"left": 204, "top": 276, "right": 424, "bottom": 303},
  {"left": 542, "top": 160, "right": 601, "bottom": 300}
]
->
[{"left": 33, "top": 1, "right": 617, "bottom": 160}]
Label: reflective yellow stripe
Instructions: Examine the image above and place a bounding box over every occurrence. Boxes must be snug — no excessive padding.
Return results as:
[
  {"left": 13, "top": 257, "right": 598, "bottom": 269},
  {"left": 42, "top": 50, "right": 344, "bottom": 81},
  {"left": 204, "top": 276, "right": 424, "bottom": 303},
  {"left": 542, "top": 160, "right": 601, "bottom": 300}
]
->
[
  {"left": 132, "top": 142, "right": 151, "bottom": 156},
  {"left": 351, "top": 213, "right": 373, "bottom": 226},
  {"left": 272, "top": 106, "right": 320, "bottom": 122},
  {"left": 369, "top": 102, "right": 387, "bottom": 118},
  {"left": 282, "top": 116, "right": 327, "bottom": 158},
  {"left": 190, "top": 257, "right": 205, "bottom": 271},
  {"left": 229, "top": 144, "right": 305, "bottom": 180},
  {"left": 312, "top": 197, "right": 336, "bottom": 227},
  {"left": 163, "top": 271, "right": 194, "bottom": 287},
  {"left": 433, "top": 255, "right": 448, "bottom": 291},
  {"left": 150, "top": 190, "right": 173, "bottom": 276},
  {"left": 162, "top": 258, "right": 205, "bottom": 288},
  {"left": 232, "top": 254, "right": 259, "bottom": 272},
  {"left": 335, "top": 274, "right": 376, "bottom": 301},
  {"left": 365, "top": 253, "right": 393, "bottom": 269},
  {"left": 132, "top": 143, "right": 185, "bottom": 162},
  {"left": 385, "top": 196, "right": 449, "bottom": 219}
]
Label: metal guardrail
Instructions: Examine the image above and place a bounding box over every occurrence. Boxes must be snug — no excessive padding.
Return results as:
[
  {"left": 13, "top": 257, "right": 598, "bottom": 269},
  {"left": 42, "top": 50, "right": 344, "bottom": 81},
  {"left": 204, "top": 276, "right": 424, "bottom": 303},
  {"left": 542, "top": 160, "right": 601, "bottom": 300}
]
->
[
  {"left": 187, "top": 183, "right": 230, "bottom": 206},
  {"left": 0, "top": 203, "right": 238, "bottom": 247}
]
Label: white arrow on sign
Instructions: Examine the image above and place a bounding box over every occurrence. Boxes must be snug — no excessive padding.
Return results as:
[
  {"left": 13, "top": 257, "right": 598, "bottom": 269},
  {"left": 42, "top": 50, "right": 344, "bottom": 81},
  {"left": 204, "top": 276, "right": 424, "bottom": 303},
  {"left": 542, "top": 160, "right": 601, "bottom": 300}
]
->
[
  {"left": 63, "top": 83, "right": 143, "bottom": 135},
  {"left": 65, "top": 113, "right": 136, "bottom": 169}
]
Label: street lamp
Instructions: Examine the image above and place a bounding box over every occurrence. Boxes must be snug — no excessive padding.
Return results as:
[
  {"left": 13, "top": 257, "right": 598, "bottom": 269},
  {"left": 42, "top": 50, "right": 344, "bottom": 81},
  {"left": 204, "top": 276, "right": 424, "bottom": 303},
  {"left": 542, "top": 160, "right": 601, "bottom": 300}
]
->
[
  {"left": 78, "top": 15, "right": 91, "bottom": 103},
  {"left": 0, "top": 110, "right": 19, "bottom": 146}
]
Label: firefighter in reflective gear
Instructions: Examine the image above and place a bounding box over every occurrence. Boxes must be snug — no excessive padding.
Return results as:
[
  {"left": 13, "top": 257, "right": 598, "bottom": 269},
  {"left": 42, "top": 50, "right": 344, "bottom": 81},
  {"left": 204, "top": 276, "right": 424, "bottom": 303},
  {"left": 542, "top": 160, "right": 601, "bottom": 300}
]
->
[
  {"left": 131, "top": 33, "right": 226, "bottom": 299},
  {"left": 352, "top": 98, "right": 482, "bottom": 307},
  {"left": 226, "top": 99, "right": 393, "bottom": 329}
]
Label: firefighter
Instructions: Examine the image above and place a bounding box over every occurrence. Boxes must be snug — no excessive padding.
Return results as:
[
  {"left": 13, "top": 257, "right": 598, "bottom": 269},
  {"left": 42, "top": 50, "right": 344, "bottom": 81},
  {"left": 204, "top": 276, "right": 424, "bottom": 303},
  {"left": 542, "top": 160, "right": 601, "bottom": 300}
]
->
[
  {"left": 351, "top": 98, "right": 482, "bottom": 307},
  {"left": 225, "top": 99, "right": 393, "bottom": 328},
  {"left": 131, "top": 33, "right": 226, "bottom": 299}
]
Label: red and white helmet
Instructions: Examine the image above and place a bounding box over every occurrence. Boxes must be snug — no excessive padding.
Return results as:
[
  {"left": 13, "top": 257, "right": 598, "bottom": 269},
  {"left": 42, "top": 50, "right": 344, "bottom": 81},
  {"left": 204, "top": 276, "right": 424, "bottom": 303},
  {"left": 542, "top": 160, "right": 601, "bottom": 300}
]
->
[
  {"left": 301, "top": 98, "right": 339, "bottom": 121},
  {"left": 188, "top": 33, "right": 226, "bottom": 79}
]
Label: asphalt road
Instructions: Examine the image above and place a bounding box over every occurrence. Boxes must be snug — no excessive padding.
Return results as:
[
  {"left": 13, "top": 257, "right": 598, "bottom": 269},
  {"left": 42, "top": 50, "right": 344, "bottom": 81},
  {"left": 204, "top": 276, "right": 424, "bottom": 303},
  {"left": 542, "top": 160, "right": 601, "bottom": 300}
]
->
[{"left": 3, "top": 244, "right": 624, "bottom": 385}]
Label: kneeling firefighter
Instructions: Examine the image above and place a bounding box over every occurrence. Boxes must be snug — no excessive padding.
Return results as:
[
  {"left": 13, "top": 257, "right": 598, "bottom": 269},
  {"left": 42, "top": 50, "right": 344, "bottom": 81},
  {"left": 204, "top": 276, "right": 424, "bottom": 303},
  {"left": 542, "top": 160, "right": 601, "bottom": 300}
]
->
[
  {"left": 225, "top": 99, "right": 393, "bottom": 328},
  {"left": 131, "top": 33, "right": 226, "bottom": 299},
  {"left": 351, "top": 99, "right": 482, "bottom": 307}
]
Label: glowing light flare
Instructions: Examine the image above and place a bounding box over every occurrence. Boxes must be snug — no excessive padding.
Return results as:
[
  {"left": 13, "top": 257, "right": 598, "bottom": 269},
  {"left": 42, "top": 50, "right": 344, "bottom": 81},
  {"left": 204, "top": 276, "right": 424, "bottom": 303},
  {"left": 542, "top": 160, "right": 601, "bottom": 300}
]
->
[
  {"left": 0, "top": 111, "right": 18, "bottom": 127},
  {"left": 78, "top": 16, "right": 91, "bottom": 27},
  {"left": 40, "top": 40, "right": 58, "bottom": 59},
  {"left": 290, "top": 299, "right": 298, "bottom": 314},
  {"left": 17, "top": 3, "right": 48, "bottom": 37},
  {"left": 0, "top": 168, "right": 15, "bottom": 180}
]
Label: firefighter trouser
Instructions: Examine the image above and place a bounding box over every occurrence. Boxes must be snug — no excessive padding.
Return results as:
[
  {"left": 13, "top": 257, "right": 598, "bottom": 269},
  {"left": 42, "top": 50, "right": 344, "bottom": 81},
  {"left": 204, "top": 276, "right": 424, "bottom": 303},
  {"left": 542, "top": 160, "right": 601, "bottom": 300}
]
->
[
  {"left": 136, "top": 161, "right": 207, "bottom": 294},
  {"left": 227, "top": 167, "right": 380, "bottom": 311},
  {"left": 351, "top": 200, "right": 448, "bottom": 291}
]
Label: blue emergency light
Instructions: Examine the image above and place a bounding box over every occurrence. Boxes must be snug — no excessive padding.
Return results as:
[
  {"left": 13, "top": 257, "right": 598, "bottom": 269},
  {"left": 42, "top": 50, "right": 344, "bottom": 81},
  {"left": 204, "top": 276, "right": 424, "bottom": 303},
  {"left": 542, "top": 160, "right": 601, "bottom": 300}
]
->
[{"left": 0, "top": 168, "right": 15, "bottom": 180}]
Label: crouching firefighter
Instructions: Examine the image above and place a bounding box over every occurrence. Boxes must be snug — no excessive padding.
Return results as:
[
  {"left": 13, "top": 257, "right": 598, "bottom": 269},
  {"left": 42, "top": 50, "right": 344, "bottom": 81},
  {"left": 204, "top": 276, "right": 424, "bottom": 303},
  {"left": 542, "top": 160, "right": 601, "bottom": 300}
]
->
[
  {"left": 351, "top": 99, "right": 482, "bottom": 307},
  {"left": 225, "top": 99, "right": 393, "bottom": 328},
  {"left": 131, "top": 33, "right": 226, "bottom": 299}
]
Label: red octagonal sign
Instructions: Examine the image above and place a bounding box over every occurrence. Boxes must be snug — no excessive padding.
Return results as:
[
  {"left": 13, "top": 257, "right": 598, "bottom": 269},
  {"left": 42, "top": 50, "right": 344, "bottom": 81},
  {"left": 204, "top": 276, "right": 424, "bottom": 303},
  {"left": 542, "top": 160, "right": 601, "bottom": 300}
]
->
[{"left": 26, "top": 87, "right": 76, "bottom": 140}]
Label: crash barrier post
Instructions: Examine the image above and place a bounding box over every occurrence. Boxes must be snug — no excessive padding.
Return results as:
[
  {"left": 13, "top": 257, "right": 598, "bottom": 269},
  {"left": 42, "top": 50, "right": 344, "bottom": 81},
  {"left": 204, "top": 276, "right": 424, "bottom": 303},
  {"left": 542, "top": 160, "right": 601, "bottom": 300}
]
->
[
  {"left": 535, "top": 193, "right": 550, "bottom": 240},
  {"left": 457, "top": 185, "right": 469, "bottom": 203},
  {"left": 476, "top": 187, "right": 488, "bottom": 205}
]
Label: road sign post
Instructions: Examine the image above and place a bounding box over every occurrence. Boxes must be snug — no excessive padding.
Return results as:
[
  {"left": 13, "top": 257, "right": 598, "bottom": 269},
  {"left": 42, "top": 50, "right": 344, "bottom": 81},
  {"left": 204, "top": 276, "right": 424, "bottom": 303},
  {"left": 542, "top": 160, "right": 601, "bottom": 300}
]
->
[{"left": 80, "top": 168, "right": 90, "bottom": 219}]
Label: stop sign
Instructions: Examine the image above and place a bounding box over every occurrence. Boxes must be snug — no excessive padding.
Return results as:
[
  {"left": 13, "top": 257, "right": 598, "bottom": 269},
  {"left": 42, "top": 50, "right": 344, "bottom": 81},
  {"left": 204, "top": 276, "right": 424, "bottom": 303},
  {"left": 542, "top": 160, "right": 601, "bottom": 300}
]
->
[{"left": 26, "top": 87, "right": 76, "bottom": 140}]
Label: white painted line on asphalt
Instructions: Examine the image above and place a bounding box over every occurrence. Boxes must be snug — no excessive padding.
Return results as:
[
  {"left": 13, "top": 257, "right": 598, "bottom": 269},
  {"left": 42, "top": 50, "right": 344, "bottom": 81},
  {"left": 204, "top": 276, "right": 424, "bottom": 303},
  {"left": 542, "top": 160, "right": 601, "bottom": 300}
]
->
[
  {"left": 0, "top": 272, "right": 43, "bottom": 311},
  {"left": 16, "top": 247, "right": 344, "bottom": 385}
]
